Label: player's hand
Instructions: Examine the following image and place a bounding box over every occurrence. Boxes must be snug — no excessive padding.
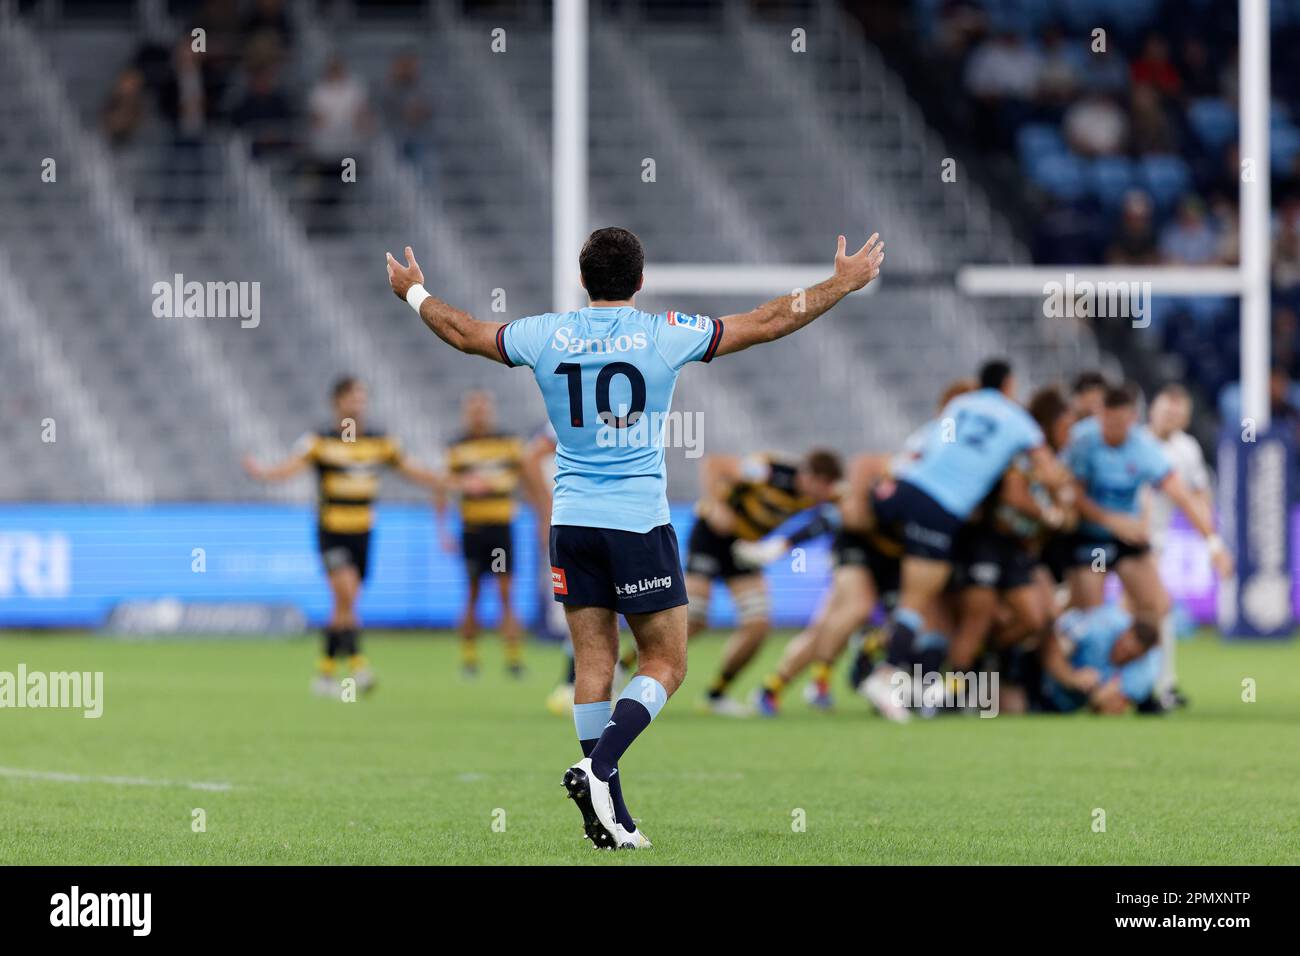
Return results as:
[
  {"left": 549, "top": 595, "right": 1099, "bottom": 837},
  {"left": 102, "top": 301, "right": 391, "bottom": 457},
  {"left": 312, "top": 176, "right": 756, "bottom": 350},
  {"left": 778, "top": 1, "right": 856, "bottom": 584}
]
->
[
  {"left": 733, "top": 537, "right": 789, "bottom": 568},
  {"left": 386, "top": 245, "right": 425, "bottom": 300},
  {"left": 241, "top": 455, "right": 266, "bottom": 481},
  {"left": 1211, "top": 545, "right": 1234, "bottom": 580},
  {"left": 833, "top": 232, "right": 884, "bottom": 292},
  {"left": 1071, "top": 666, "right": 1102, "bottom": 693}
]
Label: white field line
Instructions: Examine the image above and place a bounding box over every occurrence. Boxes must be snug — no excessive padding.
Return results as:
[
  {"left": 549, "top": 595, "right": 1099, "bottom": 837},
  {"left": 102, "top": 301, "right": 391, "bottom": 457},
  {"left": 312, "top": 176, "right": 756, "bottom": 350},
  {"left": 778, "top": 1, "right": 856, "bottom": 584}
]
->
[{"left": 0, "top": 765, "right": 233, "bottom": 792}]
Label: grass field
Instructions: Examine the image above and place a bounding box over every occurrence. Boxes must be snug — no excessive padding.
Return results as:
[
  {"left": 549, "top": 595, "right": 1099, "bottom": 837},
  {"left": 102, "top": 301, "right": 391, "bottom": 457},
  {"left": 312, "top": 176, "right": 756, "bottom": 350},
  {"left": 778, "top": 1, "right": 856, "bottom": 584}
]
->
[{"left": 1, "top": 629, "right": 1297, "bottom": 865}]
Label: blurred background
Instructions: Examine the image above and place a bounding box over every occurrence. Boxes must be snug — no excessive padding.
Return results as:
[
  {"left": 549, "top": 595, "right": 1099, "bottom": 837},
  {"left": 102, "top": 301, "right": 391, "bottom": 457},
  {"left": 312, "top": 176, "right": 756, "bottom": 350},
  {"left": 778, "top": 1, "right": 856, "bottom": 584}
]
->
[{"left": 0, "top": 0, "right": 1292, "bottom": 631}]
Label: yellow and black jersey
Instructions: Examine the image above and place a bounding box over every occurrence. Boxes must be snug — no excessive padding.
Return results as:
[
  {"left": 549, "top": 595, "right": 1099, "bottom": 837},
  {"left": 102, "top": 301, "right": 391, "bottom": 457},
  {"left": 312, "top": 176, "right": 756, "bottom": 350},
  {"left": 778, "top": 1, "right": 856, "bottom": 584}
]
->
[
  {"left": 720, "top": 456, "right": 816, "bottom": 542},
  {"left": 448, "top": 432, "right": 524, "bottom": 526},
  {"left": 296, "top": 425, "right": 404, "bottom": 534}
]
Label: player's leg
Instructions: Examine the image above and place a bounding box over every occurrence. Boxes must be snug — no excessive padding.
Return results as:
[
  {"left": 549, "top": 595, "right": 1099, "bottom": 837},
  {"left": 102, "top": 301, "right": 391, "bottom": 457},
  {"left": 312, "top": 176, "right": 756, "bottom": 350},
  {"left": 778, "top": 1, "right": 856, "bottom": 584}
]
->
[
  {"left": 1114, "top": 552, "right": 1171, "bottom": 648},
  {"left": 860, "top": 555, "right": 952, "bottom": 720},
  {"left": 491, "top": 525, "right": 524, "bottom": 677},
  {"left": 317, "top": 563, "right": 360, "bottom": 694},
  {"left": 759, "top": 565, "right": 875, "bottom": 714},
  {"left": 685, "top": 571, "right": 712, "bottom": 638},
  {"left": 564, "top": 604, "right": 625, "bottom": 848},
  {"left": 949, "top": 583, "right": 998, "bottom": 671},
  {"left": 567, "top": 523, "right": 688, "bottom": 848},
  {"left": 496, "top": 571, "right": 525, "bottom": 677},
  {"left": 702, "top": 573, "right": 769, "bottom": 715},
  {"left": 1067, "top": 535, "right": 1112, "bottom": 610},
  {"left": 460, "top": 575, "right": 482, "bottom": 676}
]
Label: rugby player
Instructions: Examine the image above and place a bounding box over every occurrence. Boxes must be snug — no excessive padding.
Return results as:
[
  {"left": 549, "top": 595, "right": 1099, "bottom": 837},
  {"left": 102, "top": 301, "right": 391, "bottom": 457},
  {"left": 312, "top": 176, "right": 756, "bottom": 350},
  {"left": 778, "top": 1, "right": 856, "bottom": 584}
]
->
[
  {"left": 854, "top": 358, "right": 1071, "bottom": 722},
  {"left": 1041, "top": 603, "right": 1162, "bottom": 715},
  {"left": 686, "top": 451, "right": 844, "bottom": 715},
  {"left": 436, "top": 390, "right": 527, "bottom": 677},
  {"left": 242, "top": 377, "right": 440, "bottom": 695},
  {"left": 1063, "top": 384, "right": 1231, "bottom": 647},
  {"left": 1144, "top": 383, "right": 1213, "bottom": 706},
  {"left": 386, "top": 227, "right": 884, "bottom": 849}
]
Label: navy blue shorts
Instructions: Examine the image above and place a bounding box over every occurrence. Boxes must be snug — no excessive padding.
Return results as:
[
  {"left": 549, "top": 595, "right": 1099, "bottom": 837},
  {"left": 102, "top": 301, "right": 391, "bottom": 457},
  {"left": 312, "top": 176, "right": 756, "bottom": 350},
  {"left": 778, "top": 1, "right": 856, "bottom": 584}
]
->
[
  {"left": 550, "top": 523, "right": 689, "bottom": 615},
  {"left": 870, "top": 479, "right": 963, "bottom": 562},
  {"left": 1067, "top": 531, "right": 1150, "bottom": 569}
]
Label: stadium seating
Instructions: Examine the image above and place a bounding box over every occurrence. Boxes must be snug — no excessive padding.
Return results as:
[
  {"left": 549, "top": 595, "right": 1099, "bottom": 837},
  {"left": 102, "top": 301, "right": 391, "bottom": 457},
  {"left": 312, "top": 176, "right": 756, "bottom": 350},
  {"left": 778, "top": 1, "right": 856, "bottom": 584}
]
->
[{"left": 0, "top": 1, "right": 1102, "bottom": 502}]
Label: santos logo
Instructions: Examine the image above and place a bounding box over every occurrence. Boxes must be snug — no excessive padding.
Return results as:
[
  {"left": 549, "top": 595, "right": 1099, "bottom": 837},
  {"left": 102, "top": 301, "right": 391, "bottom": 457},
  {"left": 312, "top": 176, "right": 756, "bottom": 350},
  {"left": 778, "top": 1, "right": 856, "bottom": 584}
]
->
[
  {"left": 551, "top": 327, "right": 648, "bottom": 354},
  {"left": 50, "top": 886, "right": 151, "bottom": 936},
  {"left": 614, "top": 576, "right": 673, "bottom": 596}
]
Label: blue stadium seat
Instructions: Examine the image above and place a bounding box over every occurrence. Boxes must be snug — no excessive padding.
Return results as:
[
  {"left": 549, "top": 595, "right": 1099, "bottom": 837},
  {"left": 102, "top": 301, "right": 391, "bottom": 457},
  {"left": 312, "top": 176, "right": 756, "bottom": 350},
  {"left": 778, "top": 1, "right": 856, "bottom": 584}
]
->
[
  {"left": 1188, "top": 99, "right": 1238, "bottom": 152},
  {"left": 1089, "top": 156, "right": 1135, "bottom": 209},
  {"left": 1017, "top": 123, "right": 1066, "bottom": 168},
  {"left": 1272, "top": 125, "right": 1300, "bottom": 170},
  {"left": 1139, "top": 154, "right": 1192, "bottom": 213},
  {"left": 1030, "top": 152, "right": 1087, "bottom": 202}
]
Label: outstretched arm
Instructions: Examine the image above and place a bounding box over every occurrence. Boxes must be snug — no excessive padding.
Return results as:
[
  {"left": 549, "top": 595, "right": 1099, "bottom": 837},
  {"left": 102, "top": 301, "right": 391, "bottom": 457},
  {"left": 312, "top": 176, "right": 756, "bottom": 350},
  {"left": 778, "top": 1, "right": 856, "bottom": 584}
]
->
[
  {"left": 386, "top": 246, "right": 506, "bottom": 362},
  {"left": 713, "top": 233, "right": 883, "bottom": 358},
  {"left": 243, "top": 453, "right": 309, "bottom": 482}
]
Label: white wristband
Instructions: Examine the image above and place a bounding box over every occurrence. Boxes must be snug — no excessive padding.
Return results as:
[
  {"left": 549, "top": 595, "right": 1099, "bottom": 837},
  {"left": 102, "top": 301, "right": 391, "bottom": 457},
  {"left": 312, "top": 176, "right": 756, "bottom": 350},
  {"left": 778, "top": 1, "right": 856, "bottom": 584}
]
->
[{"left": 406, "top": 283, "right": 430, "bottom": 313}]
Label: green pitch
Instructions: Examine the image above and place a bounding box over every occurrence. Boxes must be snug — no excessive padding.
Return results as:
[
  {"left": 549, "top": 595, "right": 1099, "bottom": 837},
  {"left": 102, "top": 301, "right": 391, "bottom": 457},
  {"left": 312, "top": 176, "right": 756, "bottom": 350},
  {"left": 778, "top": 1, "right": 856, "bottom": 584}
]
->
[{"left": 1, "top": 629, "right": 1297, "bottom": 865}]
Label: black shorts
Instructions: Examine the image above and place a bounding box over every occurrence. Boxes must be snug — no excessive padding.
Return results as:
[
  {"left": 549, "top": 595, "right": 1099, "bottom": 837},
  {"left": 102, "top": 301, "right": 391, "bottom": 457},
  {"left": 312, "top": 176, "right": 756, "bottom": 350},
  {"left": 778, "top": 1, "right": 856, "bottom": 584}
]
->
[
  {"left": 831, "top": 530, "right": 901, "bottom": 604},
  {"left": 550, "top": 523, "right": 689, "bottom": 615},
  {"left": 1038, "top": 532, "right": 1072, "bottom": 584},
  {"left": 871, "top": 479, "right": 964, "bottom": 562},
  {"left": 1067, "top": 531, "right": 1150, "bottom": 569},
  {"left": 318, "top": 528, "right": 371, "bottom": 580},
  {"left": 953, "top": 528, "right": 1036, "bottom": 591},
  {"left": 685, "top": 518, "right": 761, "bottom": 581},
  {"left": 462, "top": 523, "right": 512, "bottom": 579}
]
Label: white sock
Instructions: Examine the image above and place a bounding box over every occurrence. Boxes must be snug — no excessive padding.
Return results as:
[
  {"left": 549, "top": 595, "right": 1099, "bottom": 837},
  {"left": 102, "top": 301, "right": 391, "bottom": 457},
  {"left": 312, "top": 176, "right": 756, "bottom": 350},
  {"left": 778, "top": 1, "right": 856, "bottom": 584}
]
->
[{"left": 1158, "top": 612, "right": 1176, "bottom": 694}]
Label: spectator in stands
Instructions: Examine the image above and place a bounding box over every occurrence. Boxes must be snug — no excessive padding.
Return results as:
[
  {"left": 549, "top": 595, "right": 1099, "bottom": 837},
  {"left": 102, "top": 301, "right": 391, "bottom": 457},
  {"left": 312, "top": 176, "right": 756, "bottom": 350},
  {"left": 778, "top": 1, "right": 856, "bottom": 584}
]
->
[
  {"left": 1129, "top": 84, "right": 1178, "bottom": 155},
  {"left": 1036, "top": 24, "right": 1081, "bottom": 111},
  {"left": 305, "top": 55, "right": 371, "bottom": 230},
  {"left": 379, "top": 50, "right": 434, "bottom": 161},
  {"left": 101, "top": 65, "right": 149, "bottom": 148},
  {"left": 232, "top": 63, "right": 294, "bottom": 158},
  {"left": 1209, "top": 193, "right": 1240, "bottom": 266},
  {"left": 1130, "top": 34, "right": 1181, "bottom": 99},
  {"left": 964, "top": 29, "right": 1040, "bottom": 103},
  {"left": 188, "top": 0, "right": 242, "bottom": 110},
  {"left": 242, "top": 0, "right": 292, "bottom": 54},
  {"left": 1064, "top": 93, "right": 1127, "bottom": 157},
  {"left": 1269, "top": 364, "right": 1300, "bottom": 427},
  {"left": 1273, "top": 197, "right": 1300, "bottom": 293},
  {"left": 1273, "top": 307, "right": 1300, "bottom": 377},
  {"left": 1106, "top": 191, "right": 1160, "bottom": 265},
  {"left": 1159, "top": 196, "right": 1220, "bottom": 265},
  {"left": 1178, "top": 37, "right": 1220, "bottom": 100},
  {"left": 309, "top": 55, "right": 371, "bottom": 163},
  {"left": 160, "top": 37, "right": 211, "bottom": 136}
]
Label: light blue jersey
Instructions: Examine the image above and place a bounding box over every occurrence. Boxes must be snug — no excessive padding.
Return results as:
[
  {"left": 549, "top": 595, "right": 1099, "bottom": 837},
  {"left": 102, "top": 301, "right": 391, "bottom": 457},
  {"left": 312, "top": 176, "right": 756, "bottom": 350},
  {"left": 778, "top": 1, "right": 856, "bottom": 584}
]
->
[
  {"left": 1064, "top": 417, "right": 1171, "bottom": 537},
  {"left": 902, "top": 388, "right": 1045, "bottom": 519},
  {"left": 1048, "top": 604, "right": 1162, "bottom": 710},
  {"left": 499, "top": 306, "right": 723, "bottom": 533}
]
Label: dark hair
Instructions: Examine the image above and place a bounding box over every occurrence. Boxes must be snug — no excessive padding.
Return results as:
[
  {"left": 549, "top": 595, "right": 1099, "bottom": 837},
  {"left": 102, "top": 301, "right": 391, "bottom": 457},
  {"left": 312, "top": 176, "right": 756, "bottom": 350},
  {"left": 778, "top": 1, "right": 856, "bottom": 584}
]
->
[
  {"left": 1071, "top": 370, "right": 1109, "bottom": 394},
  {"left": 1155, "top": 382, "right": 1190, "bottom": 403},
  {"left": 1028, "top": 386, "right": 1071, "bottom": 445},
  {"left": 802, "top": 449, "right": 843, "bottom": 483},
  {"left": 332, "top": 376, "right": 361, "bottom": 402},
  {"left": 579, "top": 227, "right": 644, "bottom": 301},
  {"left": 978, "top": 359, "right": 1013, "bottom": 391},
  {"left": 1103, "top": 382, "right": 1139, "bottom": 409}
]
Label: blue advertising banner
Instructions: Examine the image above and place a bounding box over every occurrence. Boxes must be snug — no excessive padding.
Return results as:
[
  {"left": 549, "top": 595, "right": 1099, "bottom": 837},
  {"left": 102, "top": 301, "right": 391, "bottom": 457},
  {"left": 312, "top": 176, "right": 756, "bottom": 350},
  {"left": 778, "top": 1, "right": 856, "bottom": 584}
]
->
[
  {"left": 1216, "top": 426, "right": 1295, "bottom": 638},
  {"left": 0, "top": 505, "right": 833, "bottom": 631}
]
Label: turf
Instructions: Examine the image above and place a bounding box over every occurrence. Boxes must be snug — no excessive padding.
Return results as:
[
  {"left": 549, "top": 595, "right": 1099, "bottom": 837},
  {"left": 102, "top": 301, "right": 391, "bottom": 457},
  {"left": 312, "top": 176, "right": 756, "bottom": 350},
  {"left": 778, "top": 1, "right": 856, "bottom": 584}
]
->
[{"left": 0, "top": 629, "right": 1296, "bottom": 865}]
